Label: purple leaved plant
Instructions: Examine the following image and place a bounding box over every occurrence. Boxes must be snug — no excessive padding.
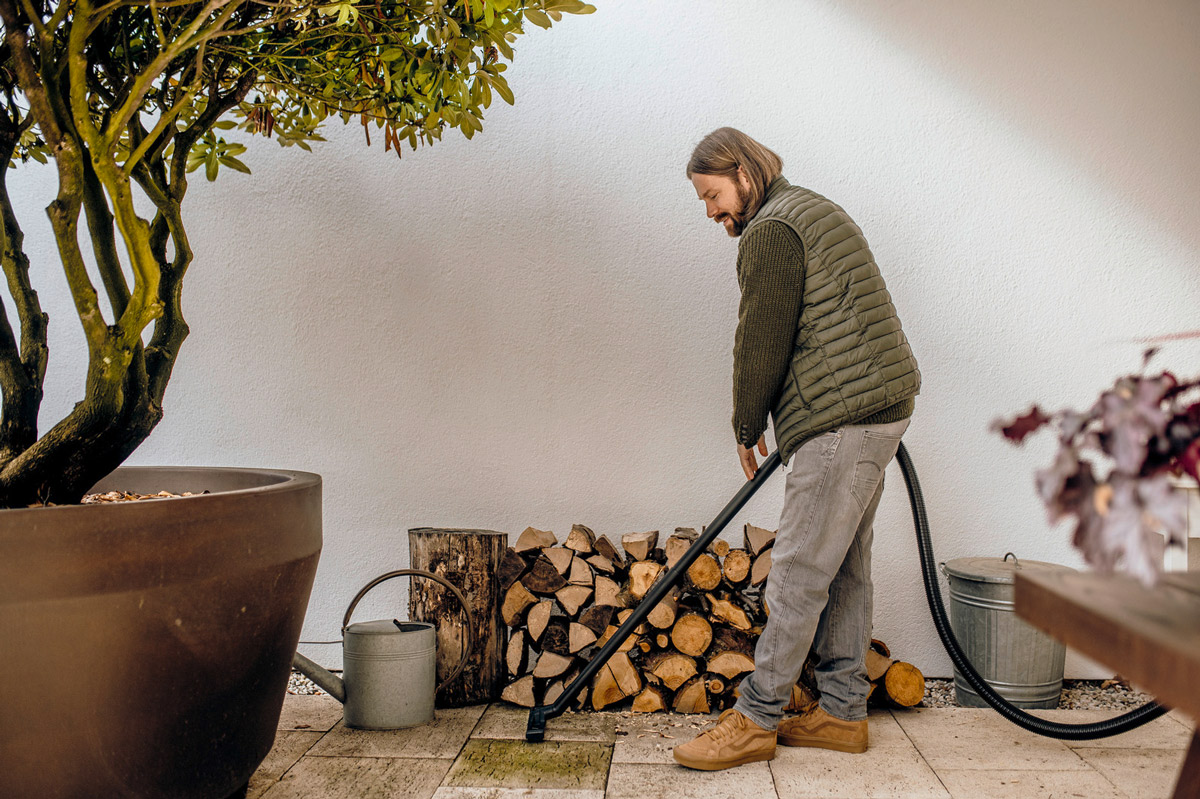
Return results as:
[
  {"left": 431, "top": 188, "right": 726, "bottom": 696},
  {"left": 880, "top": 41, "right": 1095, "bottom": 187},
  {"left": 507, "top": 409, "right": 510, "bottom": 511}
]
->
[{"left": 994, "top": 349, "right": 1200, "bottom": 585}]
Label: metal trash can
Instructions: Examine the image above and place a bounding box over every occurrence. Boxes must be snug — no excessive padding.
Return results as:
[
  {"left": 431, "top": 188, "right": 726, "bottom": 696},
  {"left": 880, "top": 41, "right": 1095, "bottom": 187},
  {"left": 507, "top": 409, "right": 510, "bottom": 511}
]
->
[{"left": 941, "top": 554, "right": 1074, "bottom": 709}]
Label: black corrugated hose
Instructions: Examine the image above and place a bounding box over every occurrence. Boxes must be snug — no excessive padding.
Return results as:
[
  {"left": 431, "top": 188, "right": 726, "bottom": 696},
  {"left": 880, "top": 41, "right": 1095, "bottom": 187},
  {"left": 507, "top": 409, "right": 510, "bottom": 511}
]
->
[{"left": 895, "top": 441, "right": 1168, "bottom": 739}]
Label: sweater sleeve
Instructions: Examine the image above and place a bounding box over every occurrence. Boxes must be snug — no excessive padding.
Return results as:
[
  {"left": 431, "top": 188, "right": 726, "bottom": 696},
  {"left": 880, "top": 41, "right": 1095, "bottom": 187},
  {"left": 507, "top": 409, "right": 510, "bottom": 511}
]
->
[{"left": 732, "top": 221, "right": 806, "bottom": 448}]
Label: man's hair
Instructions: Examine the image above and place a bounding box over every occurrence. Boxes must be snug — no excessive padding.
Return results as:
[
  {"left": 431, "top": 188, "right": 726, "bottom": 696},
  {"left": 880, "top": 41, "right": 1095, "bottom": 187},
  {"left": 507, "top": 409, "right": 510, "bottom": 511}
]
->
[{"left": 686, "top": 127, "right": 783, "bottom": 219}]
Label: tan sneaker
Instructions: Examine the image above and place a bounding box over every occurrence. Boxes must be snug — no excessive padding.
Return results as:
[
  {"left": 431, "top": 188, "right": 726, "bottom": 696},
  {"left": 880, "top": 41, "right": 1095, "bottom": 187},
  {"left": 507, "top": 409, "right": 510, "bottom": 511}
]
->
[
  {"left": 673, "top": 709, "right": 776, "bottom": 771},
  {"left": 777, "top": 701, "right": 868, "bottom": 753}
]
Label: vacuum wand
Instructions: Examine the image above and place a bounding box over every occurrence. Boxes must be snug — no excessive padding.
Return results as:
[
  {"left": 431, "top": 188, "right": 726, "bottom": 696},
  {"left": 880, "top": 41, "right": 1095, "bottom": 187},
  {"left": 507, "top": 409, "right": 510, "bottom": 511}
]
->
[{"left": 525, "top": 449, "right": 783, "bottom": 742}]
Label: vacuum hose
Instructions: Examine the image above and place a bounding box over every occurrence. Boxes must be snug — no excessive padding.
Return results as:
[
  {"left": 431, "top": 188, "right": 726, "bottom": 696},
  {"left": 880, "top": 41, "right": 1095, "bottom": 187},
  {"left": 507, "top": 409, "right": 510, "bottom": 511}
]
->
[{"left": 895, "top": 441, "right": 1168, "bottom": 739}]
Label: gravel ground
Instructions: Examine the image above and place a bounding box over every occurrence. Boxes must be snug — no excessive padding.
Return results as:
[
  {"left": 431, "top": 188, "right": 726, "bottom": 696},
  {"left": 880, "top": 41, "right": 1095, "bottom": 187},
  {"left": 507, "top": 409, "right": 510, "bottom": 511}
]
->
[{"left": 289, "top": 670, "right": 1153, "bottom": 711}]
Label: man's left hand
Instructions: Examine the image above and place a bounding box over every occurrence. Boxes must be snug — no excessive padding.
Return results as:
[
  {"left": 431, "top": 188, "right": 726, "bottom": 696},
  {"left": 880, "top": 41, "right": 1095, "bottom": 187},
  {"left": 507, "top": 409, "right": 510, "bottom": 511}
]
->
[{"left": 737, "top": 435, "right": 768, "bottom": 480}]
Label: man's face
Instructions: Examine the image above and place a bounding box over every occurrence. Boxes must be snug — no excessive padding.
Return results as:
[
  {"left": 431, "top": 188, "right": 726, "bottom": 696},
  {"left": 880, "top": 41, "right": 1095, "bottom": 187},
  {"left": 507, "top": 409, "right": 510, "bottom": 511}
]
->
[{"left": 691, "top": 170, "right": 752, "bottom": 237}]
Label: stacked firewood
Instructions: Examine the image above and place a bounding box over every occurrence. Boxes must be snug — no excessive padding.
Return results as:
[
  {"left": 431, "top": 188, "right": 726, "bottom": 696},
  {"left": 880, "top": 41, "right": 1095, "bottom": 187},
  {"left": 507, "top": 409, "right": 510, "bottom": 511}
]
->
[{"left": 499, "top": 523, "right": 925, "bottom": 713}]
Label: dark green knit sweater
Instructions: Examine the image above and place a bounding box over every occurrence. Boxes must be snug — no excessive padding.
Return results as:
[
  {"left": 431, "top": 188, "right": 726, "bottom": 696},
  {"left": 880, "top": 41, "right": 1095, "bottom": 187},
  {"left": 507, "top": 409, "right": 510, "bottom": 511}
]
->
[{"left": 733, "top": 220, "right": 914, "bottom": 449}]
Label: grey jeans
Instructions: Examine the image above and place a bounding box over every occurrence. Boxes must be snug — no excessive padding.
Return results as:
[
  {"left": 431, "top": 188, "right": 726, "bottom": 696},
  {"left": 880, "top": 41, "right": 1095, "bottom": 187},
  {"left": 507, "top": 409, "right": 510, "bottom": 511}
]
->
[{"left": 734, "top": 418, "right": 910, "bottom": 729}]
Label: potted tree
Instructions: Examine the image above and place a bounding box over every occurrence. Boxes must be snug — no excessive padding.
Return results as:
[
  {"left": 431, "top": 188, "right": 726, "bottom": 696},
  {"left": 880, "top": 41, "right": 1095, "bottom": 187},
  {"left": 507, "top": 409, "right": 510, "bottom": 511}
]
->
[{"left": 0, "top": 1, "right": 592, "bottom": 797}]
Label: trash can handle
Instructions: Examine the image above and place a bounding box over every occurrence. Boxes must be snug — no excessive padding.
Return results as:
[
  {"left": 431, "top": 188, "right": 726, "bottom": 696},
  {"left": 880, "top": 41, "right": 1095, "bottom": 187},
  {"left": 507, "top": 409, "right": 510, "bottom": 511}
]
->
[{"left": 1003, "top": 552, "right": 1020, "bottom": 568}]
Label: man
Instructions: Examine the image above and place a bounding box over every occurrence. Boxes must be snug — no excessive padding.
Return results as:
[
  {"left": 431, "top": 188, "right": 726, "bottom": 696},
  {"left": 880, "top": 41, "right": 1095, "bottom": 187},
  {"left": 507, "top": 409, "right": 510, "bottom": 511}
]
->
[{"left": 673, "top": 128, "right": 920, "bottom": 771}]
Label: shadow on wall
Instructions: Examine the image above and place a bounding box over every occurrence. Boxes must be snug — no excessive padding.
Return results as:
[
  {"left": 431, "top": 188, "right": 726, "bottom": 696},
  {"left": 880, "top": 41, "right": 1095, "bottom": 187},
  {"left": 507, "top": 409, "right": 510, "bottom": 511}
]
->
[{"left": 841, "top": 0, "right": 1200, "bottom": 253}]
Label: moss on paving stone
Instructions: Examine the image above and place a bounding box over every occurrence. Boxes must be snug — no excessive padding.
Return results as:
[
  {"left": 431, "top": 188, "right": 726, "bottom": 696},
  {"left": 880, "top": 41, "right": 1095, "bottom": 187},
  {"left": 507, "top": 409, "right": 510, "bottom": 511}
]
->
[{"left": 443, "top": 738, "right": 612, "bottom": 790}]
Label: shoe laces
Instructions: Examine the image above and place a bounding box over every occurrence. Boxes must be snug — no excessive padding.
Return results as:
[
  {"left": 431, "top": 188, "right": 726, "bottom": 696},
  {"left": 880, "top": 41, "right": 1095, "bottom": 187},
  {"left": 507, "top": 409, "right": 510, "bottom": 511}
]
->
[{"left": 703, "top": 710, "right": 746, "bottom": 745}]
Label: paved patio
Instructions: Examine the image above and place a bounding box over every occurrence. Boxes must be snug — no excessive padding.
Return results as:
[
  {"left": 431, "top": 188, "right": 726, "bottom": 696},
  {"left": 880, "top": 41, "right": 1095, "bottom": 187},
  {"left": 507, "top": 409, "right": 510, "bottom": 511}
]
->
[{"left": 249, "top": 694, "right": 1194, "bottom": 798}]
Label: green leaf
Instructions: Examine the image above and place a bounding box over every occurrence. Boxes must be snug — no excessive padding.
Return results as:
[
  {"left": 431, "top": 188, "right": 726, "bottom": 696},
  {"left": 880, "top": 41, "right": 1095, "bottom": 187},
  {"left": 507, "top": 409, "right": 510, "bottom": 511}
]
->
[
  {"left": 523, "top": 8, "right": 552, "bottom": 28},
  {"left": 490, "top": 74, "right": 514, "bottom": 105},
  {"left": 205, "top": 150, "right": 219, "bottom": 181},
  {"left": 219, "top": 155, "right": 252, "bottom": 174}
]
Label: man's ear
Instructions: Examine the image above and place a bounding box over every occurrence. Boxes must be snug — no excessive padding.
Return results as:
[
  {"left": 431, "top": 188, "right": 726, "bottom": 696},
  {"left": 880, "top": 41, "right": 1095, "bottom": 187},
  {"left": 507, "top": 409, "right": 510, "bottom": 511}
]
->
[{"left": 736, "top": 165, "right": 751, "bottom": 192}]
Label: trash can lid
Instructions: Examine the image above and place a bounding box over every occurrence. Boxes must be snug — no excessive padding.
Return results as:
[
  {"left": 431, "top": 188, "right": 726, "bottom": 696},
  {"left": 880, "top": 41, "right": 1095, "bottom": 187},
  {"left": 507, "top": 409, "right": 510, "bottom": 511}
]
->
[{"left": 942, "top": 555, "right": 1075, "bottom": 584}]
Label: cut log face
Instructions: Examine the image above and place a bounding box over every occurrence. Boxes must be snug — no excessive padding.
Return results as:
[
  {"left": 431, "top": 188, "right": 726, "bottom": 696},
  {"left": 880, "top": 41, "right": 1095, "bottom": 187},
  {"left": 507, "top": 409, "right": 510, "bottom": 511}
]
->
[
  {"left": 585, "top": 554, "right": 615, "bottom": 575},
  {"left": 594, "top": 575, "right": 626, "bottom": 608},
  {"left": 722, "top": 549, "right": 752, "bottom": 586},
  {"left": 498, "top": 548, "right": 530, "bottom": 592},
  {"left": 628, "top": 561, "right": 664, "bottom": 600},
  {"left": 881, "top": 661, "right": 925, "bottom": 707},
  {"left": 541, "top": 617, "right": 571, "bottom": 656},
  {"left": 597, "top": 624, "right": 638, "bottom": 653},
  {"left": 707, "top": 651, "right": 755, "bottom": 680},
  {"left": 543, "top": 546, "right": 575, "bottom": 576},
  {"left": 506, "top": 631, "right": 529, "bottom": 676},
  {"left": 555, "top": 585, "right": 594, "bottom": 617},
  {"left": 521, "top": 557, "right": 568, "bottom": 595},
  {"left": 533, "top": 651, "right": 574, "bottom": 679},
  {"left": 672, "top": 674, "right": 710, "bottom": 713},
  {"left": 578, "top": 604, "right": 613, "bottom": 636},
  {"left": 526, "top": 600, "right": 554, "bottom": 643},
  {"left": 567, "top": 557, "right": 595, "bottom": 587},
  {"left": 706, "top": 593, "right": 752, "bottom": 631},
  {"left": 865, "top": 648, "right": 894, "bottom": 683},
  {"left": 646, "top": 592, "right": 679, "bottom": 630},
  {"left": 671, "top": 613, "right": 713, "bottom": 658},
  {"left": 646, "top": 652, "right": 698, "bottom": 690},
  {"left": 565, "top": 523, "right": 597, "bottom": 555},
  {"left": 743, "top": 524, "right": 776, "bottom": 556},
  {"left": 515, "top": 526, "right": 557, "bottom": 552},
  {"left": 750, "top": 548, "right": 773, "bottom": 587},
  {"left": 592, "top": 652, "right": 641, "bottom": 710},
  {"left": 569, "top": 622, "right": 598, "bottom": 653},
  {"left": 709, "top": 539, "right": 731, "bottom": 558},
  {"left": 501, "top": 675, "right": 537, "bottom": 707},
  {"left": 621, "top": 531, "right": 659, "bottom": 563},
  {"left": 502, "top": 581, "right": 537, "bottom": 627},
  {"left": 686, "top": 554, "right": 722, "bottom": 591},
  {"left": 665, "top": 529, "right": 699, "bottom": 569},
  {"left": 631, "top": 684, "right": 667, "bottom": 713}
]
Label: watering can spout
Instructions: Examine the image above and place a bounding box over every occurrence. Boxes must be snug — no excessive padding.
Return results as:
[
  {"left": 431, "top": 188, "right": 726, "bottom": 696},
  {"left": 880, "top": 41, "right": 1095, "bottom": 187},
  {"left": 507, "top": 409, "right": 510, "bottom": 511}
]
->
[{"left": 292, "top": 651, "right": 346, "bottom": 703}]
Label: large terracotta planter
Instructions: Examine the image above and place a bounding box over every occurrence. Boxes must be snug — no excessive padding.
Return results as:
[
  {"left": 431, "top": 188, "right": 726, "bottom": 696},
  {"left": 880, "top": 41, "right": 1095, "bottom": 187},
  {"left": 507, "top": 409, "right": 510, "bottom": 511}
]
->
[{"left": 0, "top": 467, "right": 322, "bottom": 799}]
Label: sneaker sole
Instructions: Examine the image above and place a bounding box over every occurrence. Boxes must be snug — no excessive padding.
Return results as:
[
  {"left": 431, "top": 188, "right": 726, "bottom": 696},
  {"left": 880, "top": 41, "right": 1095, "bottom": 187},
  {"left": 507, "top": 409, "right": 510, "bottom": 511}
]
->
[
  {"left": 672, "top": 749, "right": 776, "bottom": 771},
  {"left": 777, "top": 734, "right": 867, "bottom": 754}
]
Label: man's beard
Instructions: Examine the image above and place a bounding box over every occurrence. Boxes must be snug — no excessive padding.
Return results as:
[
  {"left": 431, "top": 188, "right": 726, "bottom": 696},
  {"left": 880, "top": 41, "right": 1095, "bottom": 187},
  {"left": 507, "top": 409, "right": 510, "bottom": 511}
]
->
[{"left": 717, "top": 182, "right": 753, "bottom": 236}]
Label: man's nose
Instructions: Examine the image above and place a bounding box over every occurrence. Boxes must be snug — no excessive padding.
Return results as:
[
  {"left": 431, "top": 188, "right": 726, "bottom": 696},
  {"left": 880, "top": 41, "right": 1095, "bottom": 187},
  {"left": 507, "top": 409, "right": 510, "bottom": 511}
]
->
[{"left": 705, "top": 201, "right": 718, "bottom": 218}]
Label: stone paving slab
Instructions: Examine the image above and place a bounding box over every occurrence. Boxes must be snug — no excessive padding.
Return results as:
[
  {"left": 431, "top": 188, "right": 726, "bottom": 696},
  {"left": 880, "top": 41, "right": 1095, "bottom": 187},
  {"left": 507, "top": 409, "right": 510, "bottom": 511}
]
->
[
  {"left": 892, "top": 708, "right": 1090, "bottom": 771},
  {"left": 277, "top": 695, "right": 344, "bottom": 732},
  {"left": 432, "top": 789, "right": 604, "bottom": 799},
  {"left": 443, "top": 739, "right": 612, "bottom": 791},
  {"left": 605, "top": 761, "right": 777, "bottom": 799},
  {"left": 934, "top": 767, "right": 1126, "bottom": 799},
  {"left": 770, "top": 740, "right": 949, "bottom": 798},
  {"left": 1072, "top": 747, "right": 1188, "bottom": 799},
  {"left": 1030, "top": 708, "right": 1194, "bottom": 749},
  {"left": 248, "top": 731, "right": 324, "bottom": 799},
  {"left": 259, "top": 756, "right": 452, "bottom": 799},
  {"left": 472, "top": 705, "right": 618, "bottom": 743},
  {"left": 306, "top": 706, "right": 485, "bottom": 759}
]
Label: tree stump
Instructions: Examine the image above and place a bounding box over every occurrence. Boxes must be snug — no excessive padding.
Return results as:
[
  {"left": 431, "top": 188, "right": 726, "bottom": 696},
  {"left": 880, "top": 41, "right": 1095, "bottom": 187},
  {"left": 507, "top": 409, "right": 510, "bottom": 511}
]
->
[{"left": 408, "top": 527, "right": 507, "bottom": 707}]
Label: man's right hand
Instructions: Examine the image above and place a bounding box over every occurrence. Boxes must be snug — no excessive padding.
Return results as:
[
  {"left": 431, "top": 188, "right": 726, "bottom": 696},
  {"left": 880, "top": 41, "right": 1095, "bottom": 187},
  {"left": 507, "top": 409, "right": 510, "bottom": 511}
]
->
[{"left": 737, "top": 435, "right": 768, "bottom": 480}]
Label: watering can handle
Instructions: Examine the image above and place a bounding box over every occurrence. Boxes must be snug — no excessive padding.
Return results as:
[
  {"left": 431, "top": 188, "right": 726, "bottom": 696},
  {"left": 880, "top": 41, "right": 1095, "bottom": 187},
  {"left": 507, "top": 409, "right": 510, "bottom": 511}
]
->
[{"left": 342, "top": 568, "right": 476, "bottom": 695}]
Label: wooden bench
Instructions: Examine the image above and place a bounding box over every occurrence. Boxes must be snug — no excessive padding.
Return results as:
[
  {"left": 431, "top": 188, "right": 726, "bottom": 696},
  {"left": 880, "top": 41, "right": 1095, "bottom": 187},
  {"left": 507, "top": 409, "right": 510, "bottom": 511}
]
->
[{"left": 1015, "top": 569, "right": 1200, "bottom": 799}]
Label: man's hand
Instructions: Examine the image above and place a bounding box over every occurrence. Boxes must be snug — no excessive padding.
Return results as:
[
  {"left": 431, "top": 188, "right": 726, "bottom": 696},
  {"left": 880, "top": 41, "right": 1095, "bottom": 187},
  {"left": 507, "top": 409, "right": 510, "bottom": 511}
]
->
[{"left": 737, "top": 435, "right": 769, "bottom": 480}]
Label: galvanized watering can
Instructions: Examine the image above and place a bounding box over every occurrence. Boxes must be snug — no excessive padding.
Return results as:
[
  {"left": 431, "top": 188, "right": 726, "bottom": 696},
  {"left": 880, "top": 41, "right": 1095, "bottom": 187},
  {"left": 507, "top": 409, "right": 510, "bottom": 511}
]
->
[{"left": 292, "top": 569, "right": 475, "bottom": 729}]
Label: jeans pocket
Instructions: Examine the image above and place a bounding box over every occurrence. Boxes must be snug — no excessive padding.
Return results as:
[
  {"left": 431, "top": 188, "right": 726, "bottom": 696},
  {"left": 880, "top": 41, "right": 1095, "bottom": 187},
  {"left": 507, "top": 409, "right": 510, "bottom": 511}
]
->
[{"left": 849, "top": 431, "right": 902, "bottom": 512}]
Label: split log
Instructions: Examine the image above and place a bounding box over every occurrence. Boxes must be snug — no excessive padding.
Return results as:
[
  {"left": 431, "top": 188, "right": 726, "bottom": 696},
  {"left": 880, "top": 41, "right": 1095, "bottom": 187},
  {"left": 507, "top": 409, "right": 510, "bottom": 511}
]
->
[
  {"left": 592, "top": 652, "right": 642, "bottom": 710},
  {"left": 670, "top": 613, "right": 713, "bottom": 658},
  {"left": 501, "top": 674, "right": 537, "bottom": 707},
  {"left": 565, "top": 523, "right": 597, "bottom": 555},
  {"left": 533, "top": 651, "right": 574, "bottom": 679},
  {"left": 621, "top": 531, "right": 659, "bottom": 562},
  {"left": 616, "top": 608, "right": 647, "bottom": 635},
  {"left": 578, "top": 605, "right": 613, "bottom": 636},
  {"left": 743, "top": 523, "right": 776, "bottom": 556},
  {"left": 879, "top": 661, "right": 925, "bottom": 707},
  {"left": 628, "top": 560, "right": 664, "bottom": 600},
  {"left": 705, "top": 676, "right": 727, "bottom": 695},
  {"left": 709, "top": 625, "right": 757, "bottom": 656},
  {"left": 632, "top": 684, "right": 668, "bottom": 713},
  {"left": 543, "top": 546, "right": 575, "bottom": 576},
  {"left": 785, "top": 682, "right": 818, "bottom": 712},
  {"left": 672, "top": 674, "right": 710, "bottom": 713},
  {"left": 567, "top": 557, "right": 595, "bottom": 587},
  {"left": 541, "top": 617, "right": 571, "bottom": 656},
  {"left": 514, "top": 526, "right": 557, "bottom": 553},
  {"left": 506, "top": 631, "right": 528, "bottom": 676},
  {"left": 502, "top": 581, "right": 537, "bottom": 627},
  {"left": 665, "top": 529, "right": 699, "bottom": 569},
  {"left": 706, "top": 593, "right": 752, "bottom": 631},
  {"left": 597, "top": 624, "right": 638, "bottom": 653},
  {"left": 750, "top": 548, "right": 772, "bottom": 587},
  {"left": 497, "top": 548, "right": 530, "bottom": 592},
  {"left": 722, "top": 549, "right": 752, "bottom": 586},
  {"left": 594, "top": 535, "right": 626, "bottom": 568},
  {"left": 585, "top": 554, "right": 615, "bottom": 575},
  {"left": 870, "top": 638, "right": 891, "bottom": 658},
  {"left": 865, "top": 646, "right": 894, "bottom": 683},
  {"left": 521, "top": 557, "right": 568, "bottom": 595},
  {"left": 646, "top": 592, "right": 679, "bottom": 630},
  {"left": 645, "top": 651, "right": 698, "bottom": 690},
  {"left": 556, "top": 584, "right": 593, "bottom": 617},
  {"left": 687, "top": 553, "right": 722, "bottom": 591},
  {"left": 526, "top": 600, "right": 554, "bottom": 643},
  {"left": 594, "top": 575, "right": 627, "bottom": 608},
  {"left": 707, "top": 651, "right": 756, "bottom": 680},
  {"left": 569, "top": 622, "right": 598, "bottom": 653}
]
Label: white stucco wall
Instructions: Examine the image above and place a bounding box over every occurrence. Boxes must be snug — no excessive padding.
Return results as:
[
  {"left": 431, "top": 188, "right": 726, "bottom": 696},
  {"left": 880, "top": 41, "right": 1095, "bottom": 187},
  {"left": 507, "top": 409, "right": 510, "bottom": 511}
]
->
[{"left": 9, "top": 0, "right": 1200, "bottom": 678}]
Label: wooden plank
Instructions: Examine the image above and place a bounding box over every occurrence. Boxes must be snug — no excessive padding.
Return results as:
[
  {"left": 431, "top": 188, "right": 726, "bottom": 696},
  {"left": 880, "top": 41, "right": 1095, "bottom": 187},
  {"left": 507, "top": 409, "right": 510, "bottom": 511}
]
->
[{"left": 1014, "top": 570, "right": 1200, "bottom": 720}]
